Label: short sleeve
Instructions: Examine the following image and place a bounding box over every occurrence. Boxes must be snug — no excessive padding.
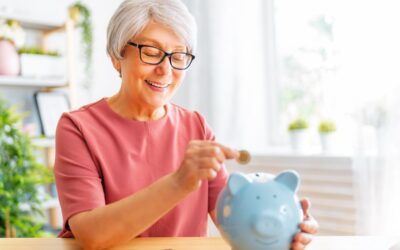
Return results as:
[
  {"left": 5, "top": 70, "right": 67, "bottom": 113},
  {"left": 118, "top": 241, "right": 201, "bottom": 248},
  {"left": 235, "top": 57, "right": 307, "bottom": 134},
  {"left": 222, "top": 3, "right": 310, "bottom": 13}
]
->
[
  {"left": 54, "top": 113, "right": 106, "bottom": 236},
  {"left": 194, "top": 112, "right": 229, "bottom": 212}
]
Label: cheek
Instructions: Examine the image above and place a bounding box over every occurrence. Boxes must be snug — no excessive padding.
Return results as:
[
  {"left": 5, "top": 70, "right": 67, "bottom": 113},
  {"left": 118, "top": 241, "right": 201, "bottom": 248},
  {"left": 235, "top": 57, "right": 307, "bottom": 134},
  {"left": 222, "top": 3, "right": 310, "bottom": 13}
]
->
[{"left": 173, "top": 71, "right": 185, "bottom": 84}]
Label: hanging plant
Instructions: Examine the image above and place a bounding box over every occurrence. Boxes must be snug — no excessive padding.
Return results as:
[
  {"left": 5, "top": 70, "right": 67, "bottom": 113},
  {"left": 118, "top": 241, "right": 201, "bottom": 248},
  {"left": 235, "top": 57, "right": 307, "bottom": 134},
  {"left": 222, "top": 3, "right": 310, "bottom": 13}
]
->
[
  {"left": 0, "top": 98, "right": 53, "bottom": 237},
  {"left": 69, "top": 2, "right": 93, "bottom": 89}
]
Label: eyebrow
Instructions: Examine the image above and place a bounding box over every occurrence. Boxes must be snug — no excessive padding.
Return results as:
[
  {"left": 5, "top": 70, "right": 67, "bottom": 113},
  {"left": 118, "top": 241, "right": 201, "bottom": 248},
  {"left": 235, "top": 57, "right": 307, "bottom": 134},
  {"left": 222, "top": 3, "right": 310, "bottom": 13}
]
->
[{"left": 136, "top": 37, "right": 187, "bottom": 51}]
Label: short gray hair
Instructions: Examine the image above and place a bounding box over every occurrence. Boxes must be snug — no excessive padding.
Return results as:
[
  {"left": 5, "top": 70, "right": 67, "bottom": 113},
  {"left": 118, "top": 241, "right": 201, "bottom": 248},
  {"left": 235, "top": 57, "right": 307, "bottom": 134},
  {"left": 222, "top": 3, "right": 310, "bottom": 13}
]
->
[{"left": 106, "top": 0, "right": 197, "bottom": 60}]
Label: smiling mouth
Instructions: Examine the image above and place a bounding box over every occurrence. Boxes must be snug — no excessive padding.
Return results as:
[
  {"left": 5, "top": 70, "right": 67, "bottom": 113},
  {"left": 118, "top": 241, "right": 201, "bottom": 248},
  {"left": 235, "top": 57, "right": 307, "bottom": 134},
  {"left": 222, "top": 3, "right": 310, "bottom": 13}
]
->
[
  {"left": 255, "top": 238, "right": 279, "bottom": 246},
  {"left": 145, "top": 80, "right": 170, "bottom": 88}
]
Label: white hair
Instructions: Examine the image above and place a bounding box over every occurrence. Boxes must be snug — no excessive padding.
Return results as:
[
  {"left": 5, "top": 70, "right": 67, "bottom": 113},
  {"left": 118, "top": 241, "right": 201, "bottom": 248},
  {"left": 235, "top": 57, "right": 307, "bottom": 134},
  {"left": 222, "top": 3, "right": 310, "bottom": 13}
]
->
[{"left": 106, "top": 0, "right": 197, "bottom": 60}]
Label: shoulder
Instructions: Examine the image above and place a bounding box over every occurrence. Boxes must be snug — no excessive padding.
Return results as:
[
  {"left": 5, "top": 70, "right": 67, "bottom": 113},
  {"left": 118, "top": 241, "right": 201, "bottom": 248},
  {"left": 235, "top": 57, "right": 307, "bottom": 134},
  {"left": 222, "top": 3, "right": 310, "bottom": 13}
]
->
[
  {"left": 169, "top": 102, "right": 207, "bottom": 125},
  {"left": 58, "top": 98, "right": 107, "bottom": 131},
  {"left": 169, "top": 103, "right": 214, "bottom": 140}
]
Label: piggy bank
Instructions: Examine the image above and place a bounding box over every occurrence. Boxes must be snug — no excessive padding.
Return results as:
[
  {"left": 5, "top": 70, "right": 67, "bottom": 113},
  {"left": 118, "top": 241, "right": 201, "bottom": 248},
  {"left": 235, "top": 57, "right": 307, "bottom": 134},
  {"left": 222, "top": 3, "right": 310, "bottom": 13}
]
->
[{"left": 216, "top": 170, "right": 303, "bottom": 250}]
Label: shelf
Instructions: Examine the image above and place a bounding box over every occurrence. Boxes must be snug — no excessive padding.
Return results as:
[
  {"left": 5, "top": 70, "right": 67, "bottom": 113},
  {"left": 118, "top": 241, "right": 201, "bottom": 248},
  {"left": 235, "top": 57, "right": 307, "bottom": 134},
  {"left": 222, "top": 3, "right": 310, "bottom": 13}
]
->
[
  {"left": 0, "top": 11, "right": 65, "bottom": 31},
  {"left": 32, "top": 137, "right": 55, "bottom": 148},
  {"left": 0, "top": 76, "right": 67, "bottom": 87}
]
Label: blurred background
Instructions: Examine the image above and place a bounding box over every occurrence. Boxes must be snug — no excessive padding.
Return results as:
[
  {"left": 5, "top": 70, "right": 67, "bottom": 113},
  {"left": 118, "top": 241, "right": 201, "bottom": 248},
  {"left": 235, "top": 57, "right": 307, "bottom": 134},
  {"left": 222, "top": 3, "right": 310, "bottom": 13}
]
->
[{"left": 1, "top": 0, "right": 400, "bottom": 238}]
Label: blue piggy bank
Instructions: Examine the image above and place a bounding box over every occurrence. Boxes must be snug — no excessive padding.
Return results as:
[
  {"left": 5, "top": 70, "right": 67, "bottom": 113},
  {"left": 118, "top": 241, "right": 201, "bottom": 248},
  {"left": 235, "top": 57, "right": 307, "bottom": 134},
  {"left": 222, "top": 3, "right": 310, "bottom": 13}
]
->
[{"left": 216, "top": 170, "right": 303, "bottom": 250}]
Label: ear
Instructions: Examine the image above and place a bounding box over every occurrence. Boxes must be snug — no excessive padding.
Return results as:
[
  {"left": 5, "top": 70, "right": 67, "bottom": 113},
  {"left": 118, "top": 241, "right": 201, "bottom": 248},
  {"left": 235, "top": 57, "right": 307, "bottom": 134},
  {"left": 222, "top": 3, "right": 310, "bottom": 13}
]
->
[
  {"left": 228, "top": 172, "right": 252, "bottom": 195},
  {"left": 111, "top": 57, "right": 122, "bottom": 75},
  {"left": 274, "top": 170, "right": 300, "bottom": 193}
]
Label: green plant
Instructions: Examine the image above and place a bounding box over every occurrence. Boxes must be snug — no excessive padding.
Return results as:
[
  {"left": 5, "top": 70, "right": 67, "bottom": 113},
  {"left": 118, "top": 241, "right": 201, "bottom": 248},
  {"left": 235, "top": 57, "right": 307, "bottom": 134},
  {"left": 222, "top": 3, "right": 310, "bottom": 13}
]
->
[
  {"left": 18, "top": 47, "right": 60, "bottom": 57},
  {"left": 0, "top": 98, "right": 53, "bottom": 237},
  {"left": 288, "top": 118, "right": 309, "bottom": 131},
  {"left": 319, "top": 120, "right": 336, "bottom": 133},
  {"left": 69, "top": 2, "right": 93, "bottom": 88}
]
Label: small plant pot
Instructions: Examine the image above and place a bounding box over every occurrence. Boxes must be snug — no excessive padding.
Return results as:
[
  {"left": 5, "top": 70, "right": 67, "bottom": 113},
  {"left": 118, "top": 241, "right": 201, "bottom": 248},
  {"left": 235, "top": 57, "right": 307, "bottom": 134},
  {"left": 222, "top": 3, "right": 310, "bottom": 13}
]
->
[
  {"left": 319, "top": 132, "right": 333, "bottom": 153},
  {"left": 0, "top": 40, "right": 20, "bottom": 76},
  {"left": 20, "top": 54, "right": 66, "bottom": 80},
  {"left": 289, "top": 129, "right": 307, "bottom": 152}
]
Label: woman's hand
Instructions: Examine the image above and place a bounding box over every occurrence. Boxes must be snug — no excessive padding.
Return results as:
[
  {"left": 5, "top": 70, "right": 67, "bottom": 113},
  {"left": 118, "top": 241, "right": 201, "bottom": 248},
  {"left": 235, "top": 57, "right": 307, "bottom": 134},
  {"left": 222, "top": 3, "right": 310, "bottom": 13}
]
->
[
  {"left": 291, "top": 198, "right": 319, "bottom": 250},
  {"left": 173, "top": 140, "right": 239, "bottom": 193}
]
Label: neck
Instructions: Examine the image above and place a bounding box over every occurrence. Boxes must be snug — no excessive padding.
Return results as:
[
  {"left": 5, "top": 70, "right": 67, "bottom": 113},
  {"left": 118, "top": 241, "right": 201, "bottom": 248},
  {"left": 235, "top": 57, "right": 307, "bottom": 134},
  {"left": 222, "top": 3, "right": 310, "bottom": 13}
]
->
[{"left": 107, "top": 92, "right": 166, "bottom": 121}]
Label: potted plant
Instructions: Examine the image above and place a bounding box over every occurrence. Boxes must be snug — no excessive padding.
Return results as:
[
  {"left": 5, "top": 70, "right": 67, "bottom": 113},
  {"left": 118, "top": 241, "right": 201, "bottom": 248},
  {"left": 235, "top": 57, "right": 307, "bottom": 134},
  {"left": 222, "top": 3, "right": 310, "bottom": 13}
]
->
[
  {"left": 318, "top": 120, "right": 336, "bottom": 153},
  {"left": 69, "top": 2, "right": 93, "bottom": 89},
  {"left": 0, "top": 98, "right": 53, "bottom": 237},
  {"left": 288, "top": 118, "right": 309, "bottom": 152},
  {"left": 18, "top": 47, "right": 66, "bottom": 81},
  {"left": 0, "top": 19, "right": 25, "bottom": 76}
]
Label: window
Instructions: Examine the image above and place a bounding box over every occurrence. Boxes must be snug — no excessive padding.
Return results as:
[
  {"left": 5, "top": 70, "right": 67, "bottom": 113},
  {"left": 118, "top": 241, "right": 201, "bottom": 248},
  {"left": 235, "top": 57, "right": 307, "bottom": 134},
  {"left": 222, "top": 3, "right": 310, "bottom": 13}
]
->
[{"left": 273, "top": 0, "right": 400, "bottom": 153}]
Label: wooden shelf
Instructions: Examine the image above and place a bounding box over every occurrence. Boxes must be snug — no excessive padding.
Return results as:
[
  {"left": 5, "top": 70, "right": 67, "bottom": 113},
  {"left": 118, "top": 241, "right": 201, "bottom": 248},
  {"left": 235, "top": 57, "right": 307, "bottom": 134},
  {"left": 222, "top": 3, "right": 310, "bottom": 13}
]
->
[
  {"left": 0, "top": 12, "right": 65, "bottom": 31},
  {"left": 32, "top": 137, "right": 55, "bottom": 148},
  {"left": 0, "top": 76, "right": 67, "bottom": 87}
]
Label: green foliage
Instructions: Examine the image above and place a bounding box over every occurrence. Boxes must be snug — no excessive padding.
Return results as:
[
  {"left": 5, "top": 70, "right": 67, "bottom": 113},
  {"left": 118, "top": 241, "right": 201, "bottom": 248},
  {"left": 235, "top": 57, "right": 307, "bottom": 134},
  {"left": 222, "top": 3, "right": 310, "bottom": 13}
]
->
[
  {"left": 0, "top": 98, "right": 53, "bottom": 237},
  {"left": 319, "top": 120, "right": 336, "bottom": 133},
  {"left": 288, "top": 118, "right": 309, "bottom": 131},
  {"left": 69, "top": 1, "right": 93, "bottom": 88},
  {"left": 18, "top": 47, "right": 60, "bottom": 57}
]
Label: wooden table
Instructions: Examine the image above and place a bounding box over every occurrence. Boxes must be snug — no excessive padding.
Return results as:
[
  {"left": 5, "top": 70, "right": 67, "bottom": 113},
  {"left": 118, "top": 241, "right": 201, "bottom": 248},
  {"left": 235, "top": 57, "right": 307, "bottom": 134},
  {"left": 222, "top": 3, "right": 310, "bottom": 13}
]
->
[{"left": 0, "top": 236, "right": 399, "bottom": 250}]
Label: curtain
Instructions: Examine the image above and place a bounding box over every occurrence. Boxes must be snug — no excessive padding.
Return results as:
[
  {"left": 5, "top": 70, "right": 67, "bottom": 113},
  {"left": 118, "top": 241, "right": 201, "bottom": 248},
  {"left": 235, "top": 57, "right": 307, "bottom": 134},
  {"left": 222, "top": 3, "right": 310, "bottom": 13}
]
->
[
  {"left": 176, "top": 0, "right": 278, "bottom": 152},
  {"left": 350, "top": 0, "right": 400, "bottom": 235}
]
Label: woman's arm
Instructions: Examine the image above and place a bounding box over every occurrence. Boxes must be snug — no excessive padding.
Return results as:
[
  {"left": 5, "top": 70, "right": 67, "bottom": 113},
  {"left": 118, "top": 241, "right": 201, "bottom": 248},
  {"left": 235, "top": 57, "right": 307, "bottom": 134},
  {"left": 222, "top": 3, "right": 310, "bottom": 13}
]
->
[
  {"left": 69, "top": 140, "right": 239, "bottom": 250},
  {"left": 69, "top": 172, "right": 188, "bottom": 250}
]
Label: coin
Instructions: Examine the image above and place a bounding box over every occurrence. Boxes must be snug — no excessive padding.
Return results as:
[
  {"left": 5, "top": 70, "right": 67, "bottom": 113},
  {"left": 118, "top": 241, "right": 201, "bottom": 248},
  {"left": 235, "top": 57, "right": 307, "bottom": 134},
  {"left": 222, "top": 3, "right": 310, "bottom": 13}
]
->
[{"left": 237, "top": 150, "right": 251, "bottom": 165}]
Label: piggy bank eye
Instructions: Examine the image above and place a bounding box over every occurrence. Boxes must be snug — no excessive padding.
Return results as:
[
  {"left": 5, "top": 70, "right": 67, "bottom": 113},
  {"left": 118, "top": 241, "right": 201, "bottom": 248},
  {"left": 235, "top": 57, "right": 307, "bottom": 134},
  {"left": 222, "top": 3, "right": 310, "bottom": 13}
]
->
[
  {"left": 256, "top": 195, "right": 261, "bottom": 200},
  {"left": 273, "top": 194, "right": 277, "bottom": 199}
]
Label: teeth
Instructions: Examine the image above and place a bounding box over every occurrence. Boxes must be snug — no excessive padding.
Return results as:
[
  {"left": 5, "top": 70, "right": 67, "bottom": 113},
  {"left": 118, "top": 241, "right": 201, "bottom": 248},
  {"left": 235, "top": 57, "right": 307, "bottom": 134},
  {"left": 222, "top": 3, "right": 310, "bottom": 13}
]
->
[{"left": 146, "top": 80, "right": 168, "bottom": 88}]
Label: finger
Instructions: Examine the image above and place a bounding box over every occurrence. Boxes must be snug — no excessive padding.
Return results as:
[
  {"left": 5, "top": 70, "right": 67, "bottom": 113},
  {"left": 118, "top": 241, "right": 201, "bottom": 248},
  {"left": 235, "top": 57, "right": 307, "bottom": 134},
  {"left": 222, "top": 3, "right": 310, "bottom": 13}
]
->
[
  {"left": 300, "top": 218, "right": 319, "bottom": 234},
  {"left": 290, "top": 241, "right": 305, "bottom": 250},
  {"left": 300, "top": 198, "right": 311, "bottom": 218},
  {"left": 197, "top": 146, "right": 226, "bottom": 163},
  {"left": 211, "top": 141, "right": 240, "bottom": 159},
  {"left": 293, "top": 232, "right": 313, "bottom": 246},
  {"left": 198, "top": 157, "right": 221, "bottom": 172},
  {"left": 198, "top": 168, "right": 218, "bottom": 181}
]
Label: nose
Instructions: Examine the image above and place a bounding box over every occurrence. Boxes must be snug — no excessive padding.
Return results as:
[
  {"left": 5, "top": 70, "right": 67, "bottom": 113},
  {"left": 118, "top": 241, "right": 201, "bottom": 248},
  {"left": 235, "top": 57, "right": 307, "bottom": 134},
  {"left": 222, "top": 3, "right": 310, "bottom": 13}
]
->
[
  {"left": 252, "top": 211, "right": 283, "bottom": 238},
  {"left": 155, "top": 55, "right": 173, "bottom": 75}
]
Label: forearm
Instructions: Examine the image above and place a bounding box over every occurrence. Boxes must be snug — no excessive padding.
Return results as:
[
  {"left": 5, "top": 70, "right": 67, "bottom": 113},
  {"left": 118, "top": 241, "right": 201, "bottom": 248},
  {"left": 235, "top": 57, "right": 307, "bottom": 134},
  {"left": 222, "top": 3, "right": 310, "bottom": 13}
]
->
[{"left": 69, "top": 173, "right": 189, "bottom": 250}]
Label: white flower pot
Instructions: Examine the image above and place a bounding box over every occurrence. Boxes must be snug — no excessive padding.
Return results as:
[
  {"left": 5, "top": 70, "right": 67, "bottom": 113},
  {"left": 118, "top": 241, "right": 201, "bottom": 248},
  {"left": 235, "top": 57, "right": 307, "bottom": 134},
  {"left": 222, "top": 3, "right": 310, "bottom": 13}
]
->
[
  {"left": 320, "top": 132, "right": 334, "bottom": 153},
  {"left": 289, "top": 130, "right": 307, "bottom": 152},
  {"left": 20, "top": 54, "right": 66, "bottom": 80}
]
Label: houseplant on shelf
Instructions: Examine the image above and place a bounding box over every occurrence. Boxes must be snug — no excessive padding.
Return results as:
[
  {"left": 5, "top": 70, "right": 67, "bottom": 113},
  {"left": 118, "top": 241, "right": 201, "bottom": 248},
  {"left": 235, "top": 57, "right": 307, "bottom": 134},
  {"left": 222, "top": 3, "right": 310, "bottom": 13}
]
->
[
  {"left": 0, "top": 19, "right": 25, "bottom": 76},
  {"left": 18, "top": 47, "right": 66, "bottom": 81},
  {"left": 0, "top": 98, "right": 53, "bottom": 237},
  {"left": 69, "top": 2, "right": 93, "bottom": 89},
  {"left": 288, "top": 118, "right": 309, "bottom": 152},
  {"left": 318, "top": 119, "right": 336, "bottom": 153}
]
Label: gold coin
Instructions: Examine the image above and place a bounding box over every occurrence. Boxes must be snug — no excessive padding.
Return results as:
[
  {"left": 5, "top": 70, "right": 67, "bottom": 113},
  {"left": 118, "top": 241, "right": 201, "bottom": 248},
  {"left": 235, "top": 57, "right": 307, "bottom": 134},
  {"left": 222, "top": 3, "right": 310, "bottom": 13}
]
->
[{"left": 237, "top": 150, "right": 251, "bottom": 165}]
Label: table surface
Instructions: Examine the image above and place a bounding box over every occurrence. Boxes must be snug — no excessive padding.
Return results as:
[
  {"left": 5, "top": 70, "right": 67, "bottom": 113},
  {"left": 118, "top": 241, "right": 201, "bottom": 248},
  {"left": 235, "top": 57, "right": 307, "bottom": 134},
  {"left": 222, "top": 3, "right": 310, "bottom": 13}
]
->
[{"left": 0, "top": 236, "right": 399, "bottom": 250}]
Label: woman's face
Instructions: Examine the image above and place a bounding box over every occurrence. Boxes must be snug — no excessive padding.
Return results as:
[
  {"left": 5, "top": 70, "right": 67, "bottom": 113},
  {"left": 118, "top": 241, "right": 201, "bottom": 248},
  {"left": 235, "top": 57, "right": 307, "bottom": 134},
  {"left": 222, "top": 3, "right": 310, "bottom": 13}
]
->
[{"left": 117, "top": 21, "right": 188, "bottom": 110}]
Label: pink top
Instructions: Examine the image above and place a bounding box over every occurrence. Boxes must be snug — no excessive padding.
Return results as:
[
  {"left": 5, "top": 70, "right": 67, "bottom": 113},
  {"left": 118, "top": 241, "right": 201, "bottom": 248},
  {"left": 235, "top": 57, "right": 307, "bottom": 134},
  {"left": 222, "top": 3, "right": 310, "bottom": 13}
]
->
[{"left": 54, "top": 98, "right": 228, "bottom": 238}]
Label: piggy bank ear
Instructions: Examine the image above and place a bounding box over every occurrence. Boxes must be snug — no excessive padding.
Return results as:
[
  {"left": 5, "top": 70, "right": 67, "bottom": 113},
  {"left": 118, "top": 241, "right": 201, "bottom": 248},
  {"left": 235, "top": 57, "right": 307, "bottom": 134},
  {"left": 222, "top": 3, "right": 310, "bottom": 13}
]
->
[
  {"left": 228, "top": 172, "right": 252, "bottom": 195},
  {"left": 274, "top": 170, "right": 300, "bottom": 193}
]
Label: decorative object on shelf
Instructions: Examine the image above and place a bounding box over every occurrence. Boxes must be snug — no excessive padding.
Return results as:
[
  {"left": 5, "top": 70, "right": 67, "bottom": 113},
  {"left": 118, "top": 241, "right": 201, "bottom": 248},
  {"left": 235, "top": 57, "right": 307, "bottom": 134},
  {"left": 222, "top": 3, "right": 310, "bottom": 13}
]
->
[
  {"left": 288, "top": 118, "right": 309, "bottom": 152},
  {"left": 18, "top": 47, "right": 66, "bottom": 80},
  {"left": 216, "top": 170, "right": 303, "bottom": 250},
  {"left": 318, "top": 119, "right": 336, "bottom": 153},
  {"left": 0, "top": 19, "right": 25, "bottom": 76},
  {"left": 68, "top": 2, "right": 93, "bottom": 89},
  {"left": 0, "top": 98, "right": 53, "bottom": 237},
  {"left": 34, "top": 91, "right": 70, "bottom": 138}
]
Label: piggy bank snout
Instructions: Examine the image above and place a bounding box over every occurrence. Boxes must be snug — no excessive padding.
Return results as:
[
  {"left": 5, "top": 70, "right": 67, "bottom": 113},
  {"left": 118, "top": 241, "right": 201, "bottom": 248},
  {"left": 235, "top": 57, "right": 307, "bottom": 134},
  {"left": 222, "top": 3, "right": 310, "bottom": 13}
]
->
[{"left": 252, "top": 211, "right": 283, "bottom": 238}]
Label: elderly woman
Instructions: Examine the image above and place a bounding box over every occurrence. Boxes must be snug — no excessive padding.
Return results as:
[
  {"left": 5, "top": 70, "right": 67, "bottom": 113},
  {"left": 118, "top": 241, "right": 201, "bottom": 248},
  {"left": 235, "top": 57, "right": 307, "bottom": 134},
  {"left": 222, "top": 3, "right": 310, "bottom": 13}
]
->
[{"left": 55, "top": 0, "right": 318, "bottom": 249}]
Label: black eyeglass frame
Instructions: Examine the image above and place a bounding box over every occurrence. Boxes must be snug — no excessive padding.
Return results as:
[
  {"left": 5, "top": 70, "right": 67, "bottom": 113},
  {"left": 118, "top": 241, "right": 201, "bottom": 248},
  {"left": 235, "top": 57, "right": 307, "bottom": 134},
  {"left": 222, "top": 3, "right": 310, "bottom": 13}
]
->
[{"left": 127, "top": 41, "right": 195, "bottom": 70}]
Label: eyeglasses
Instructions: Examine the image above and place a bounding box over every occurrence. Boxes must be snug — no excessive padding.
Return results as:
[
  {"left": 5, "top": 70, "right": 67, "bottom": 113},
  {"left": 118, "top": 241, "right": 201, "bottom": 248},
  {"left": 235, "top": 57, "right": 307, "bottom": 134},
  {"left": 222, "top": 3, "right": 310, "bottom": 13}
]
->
[{"left": 127, "top": 42, "right": 195, "bottom": 70}]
